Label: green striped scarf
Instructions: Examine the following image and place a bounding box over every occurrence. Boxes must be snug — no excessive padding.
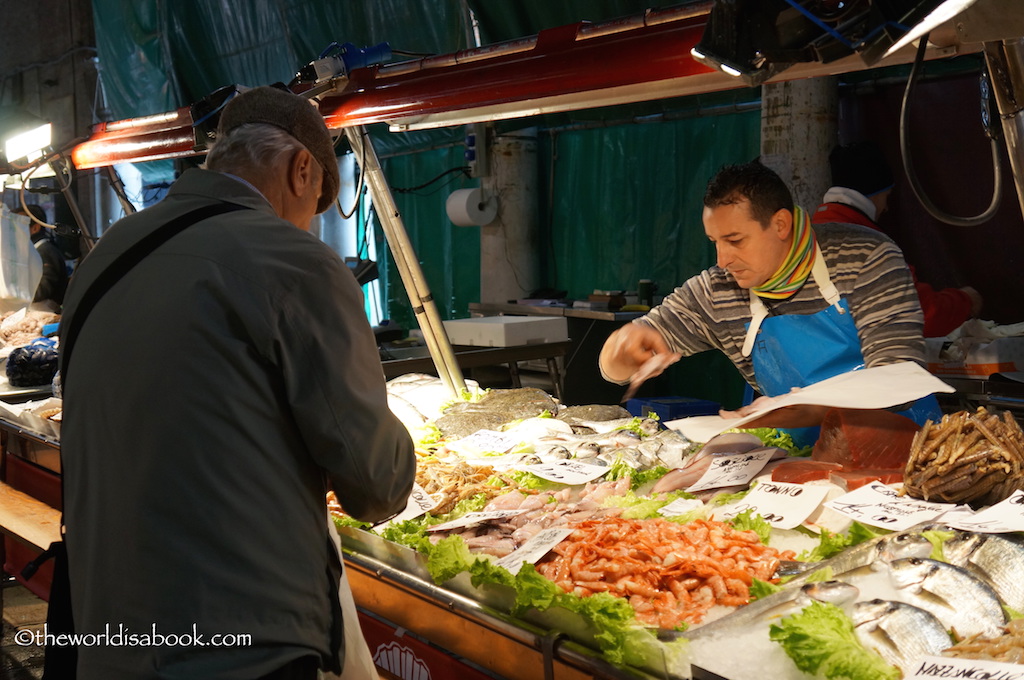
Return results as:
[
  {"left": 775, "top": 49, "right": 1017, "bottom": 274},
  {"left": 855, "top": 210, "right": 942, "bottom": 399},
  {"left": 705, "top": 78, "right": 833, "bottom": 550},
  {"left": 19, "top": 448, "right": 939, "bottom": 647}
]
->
[{"left": 752, "top": 206, "right": 817, "bottom": 300}]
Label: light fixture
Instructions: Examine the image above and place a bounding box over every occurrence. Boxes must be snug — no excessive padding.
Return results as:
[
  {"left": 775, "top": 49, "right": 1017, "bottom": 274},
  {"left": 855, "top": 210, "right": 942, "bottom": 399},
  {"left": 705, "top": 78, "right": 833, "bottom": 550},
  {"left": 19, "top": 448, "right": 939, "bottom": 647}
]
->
[
  {"left": 4, "top": 123, "right": 52, "bottom": 164},
  {"left": 691, "top": 0, "right": 986, "bottom": 81},
  {"left": 882, "top": 0, "right": 981, "bottom": 58}
]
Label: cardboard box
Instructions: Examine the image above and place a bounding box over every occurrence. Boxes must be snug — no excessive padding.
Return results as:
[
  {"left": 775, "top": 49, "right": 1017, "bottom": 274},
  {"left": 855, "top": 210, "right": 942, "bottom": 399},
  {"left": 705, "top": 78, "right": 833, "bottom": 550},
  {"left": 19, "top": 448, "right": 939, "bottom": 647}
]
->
[
  {"left": 443, "top": 316, "right": 568, "bottom": 347},
  {"left": 926, "top": 336, "right": 1024, "bottom": 378}
]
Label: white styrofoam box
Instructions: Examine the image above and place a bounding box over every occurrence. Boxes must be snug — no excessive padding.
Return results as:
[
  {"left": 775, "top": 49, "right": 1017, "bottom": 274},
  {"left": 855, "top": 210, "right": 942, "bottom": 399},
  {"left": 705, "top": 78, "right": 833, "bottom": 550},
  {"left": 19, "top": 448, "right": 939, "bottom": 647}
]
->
[
  {"left": 443, "top": 316, "right": 568, "bottom": 347},
  {"left": 926, "top": 336, "right": 1024, "bottom": 378}
]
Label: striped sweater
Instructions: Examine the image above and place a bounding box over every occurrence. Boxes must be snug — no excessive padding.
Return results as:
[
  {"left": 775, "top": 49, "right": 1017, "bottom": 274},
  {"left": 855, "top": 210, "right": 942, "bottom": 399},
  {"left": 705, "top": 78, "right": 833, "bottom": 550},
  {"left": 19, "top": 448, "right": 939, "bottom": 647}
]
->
[{"left": 638, "top": 221, "right": 926, "bottom": 390}]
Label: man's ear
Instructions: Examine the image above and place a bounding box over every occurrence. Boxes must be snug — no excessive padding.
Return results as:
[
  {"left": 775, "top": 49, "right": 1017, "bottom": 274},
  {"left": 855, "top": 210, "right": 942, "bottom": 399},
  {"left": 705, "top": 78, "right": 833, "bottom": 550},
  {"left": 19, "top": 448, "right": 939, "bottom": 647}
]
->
[
  {"left": 287, "top": 148, "right": 316, "bottom": 197},
  {"left": 772, "top": 208, "right": 793, "bottom": 241}
]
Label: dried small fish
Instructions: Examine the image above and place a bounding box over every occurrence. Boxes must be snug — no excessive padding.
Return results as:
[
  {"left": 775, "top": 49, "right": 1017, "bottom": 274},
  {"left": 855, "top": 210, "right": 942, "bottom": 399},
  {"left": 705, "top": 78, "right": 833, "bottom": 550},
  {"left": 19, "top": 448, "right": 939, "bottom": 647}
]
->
[{"left": 902, "top": 407, "right": 1024, "bottom": 507}]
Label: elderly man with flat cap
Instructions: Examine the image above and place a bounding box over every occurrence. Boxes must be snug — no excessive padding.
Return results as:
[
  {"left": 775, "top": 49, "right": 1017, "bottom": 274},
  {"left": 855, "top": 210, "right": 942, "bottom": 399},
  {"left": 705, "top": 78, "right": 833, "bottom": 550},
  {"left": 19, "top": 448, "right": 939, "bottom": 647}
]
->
[{"left": 59, "top": 86, "right": 416, "bottom": 680}]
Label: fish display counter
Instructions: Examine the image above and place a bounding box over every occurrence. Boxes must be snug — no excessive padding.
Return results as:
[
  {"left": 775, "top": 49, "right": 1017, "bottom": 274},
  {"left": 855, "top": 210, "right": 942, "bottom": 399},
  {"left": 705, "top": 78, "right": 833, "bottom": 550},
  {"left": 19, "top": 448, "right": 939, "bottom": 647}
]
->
[
  {"left": 351, "top": 375, "right": 1024, "bottom": 679},
  {"left": 5, "top": 373, "right": 1024, "bottom": 679}
]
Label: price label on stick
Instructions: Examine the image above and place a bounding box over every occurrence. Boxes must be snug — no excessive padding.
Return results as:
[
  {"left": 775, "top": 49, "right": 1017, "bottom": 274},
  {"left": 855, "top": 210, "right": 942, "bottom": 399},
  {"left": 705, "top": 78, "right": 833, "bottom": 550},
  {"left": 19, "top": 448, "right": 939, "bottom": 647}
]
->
[
  {"left": 944, "top": 489, "right": 1024, "bottom": 533},
  {"left": 907, "top": 655, "right": 1024, "bottom": 679},
  {"left": 448, "top": 429, "right": 519, "bottom": 456},
  {"left": 824, "top": 481, "right": 947, "bottom": 530},
  {"left": 716, "top": 481, "right": 829, "bottom": 530},
  {"left": 686, "top": 449, "right": 775, "bottom": 493},
  {"left": 374, "top": 483, "right": 439, "bottom": 530},
  {"left": 494, "top": 527, "right": 574, "bottom": 575},
  {"left": 427, "top": 509, "right": 529, "bottom": 532},
  {"left": 521, "top": 460, "right": 609, "bottom": 485}
]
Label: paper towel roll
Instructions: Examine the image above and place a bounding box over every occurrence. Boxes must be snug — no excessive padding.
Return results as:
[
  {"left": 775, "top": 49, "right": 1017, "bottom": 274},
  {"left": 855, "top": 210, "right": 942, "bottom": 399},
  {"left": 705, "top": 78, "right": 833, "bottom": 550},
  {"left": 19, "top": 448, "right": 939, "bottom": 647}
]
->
[{"left": 446, "top": 188, "right": 498, "bottom": 226}]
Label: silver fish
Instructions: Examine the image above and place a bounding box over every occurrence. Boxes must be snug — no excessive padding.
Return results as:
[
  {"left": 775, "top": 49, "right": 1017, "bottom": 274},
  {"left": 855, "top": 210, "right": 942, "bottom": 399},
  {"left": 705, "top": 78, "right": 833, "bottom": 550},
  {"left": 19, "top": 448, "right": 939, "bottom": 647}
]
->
[
  {"left": 795, "top": 580, "right": 860, "bottom": 608},
  {"left": 887, "top": 556, "right": 1005, "bottom": 638},
  {"left": 852, "top": 599, "right": 951, "bottom": 678},
  {"left": 943, "top": 531, "right": 1024, "bottom": 613},
  {"left": 873, "top": 532, "right": 934, "bottom": 565},
  {"left": 597, "top": 447, "right": 644, "bottom": 469},
  {"left": 637, "top": 428, "right": 701, "bottom": 469}
]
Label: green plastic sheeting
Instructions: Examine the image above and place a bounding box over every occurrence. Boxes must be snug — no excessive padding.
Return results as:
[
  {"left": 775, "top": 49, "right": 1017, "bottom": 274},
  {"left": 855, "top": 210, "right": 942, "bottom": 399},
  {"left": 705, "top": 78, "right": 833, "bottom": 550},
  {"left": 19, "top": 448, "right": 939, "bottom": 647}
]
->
[{"left": 90, "top": 0, "right": 755, "bottom": 407}]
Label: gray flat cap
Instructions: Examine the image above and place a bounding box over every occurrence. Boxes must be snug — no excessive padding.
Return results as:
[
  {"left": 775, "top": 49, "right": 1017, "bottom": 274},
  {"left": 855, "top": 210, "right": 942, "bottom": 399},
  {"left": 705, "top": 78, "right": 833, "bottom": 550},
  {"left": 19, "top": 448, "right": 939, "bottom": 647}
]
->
[{"left": 218, "top": 86, "right": 340, "bottom": 214}]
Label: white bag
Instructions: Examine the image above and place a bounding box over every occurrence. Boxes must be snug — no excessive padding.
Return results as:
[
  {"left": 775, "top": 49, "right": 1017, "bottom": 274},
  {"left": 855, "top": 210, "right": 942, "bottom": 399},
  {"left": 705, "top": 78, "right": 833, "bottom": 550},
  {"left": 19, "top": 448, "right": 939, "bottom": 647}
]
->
[
  {"left": 324, "top": 516, "right": 378, "bottom": 680},
  {"left": 0, "top": 206, "right": 43, "bottom": 306}
]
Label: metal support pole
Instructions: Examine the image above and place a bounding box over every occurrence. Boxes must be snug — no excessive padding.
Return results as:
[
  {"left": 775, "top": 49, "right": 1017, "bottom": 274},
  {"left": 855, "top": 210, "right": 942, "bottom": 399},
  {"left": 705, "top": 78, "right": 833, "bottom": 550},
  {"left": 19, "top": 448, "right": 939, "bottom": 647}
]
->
[
  {"left": 984, "top": 38, "right": 1024, "bottom": 223},
  {"left": 57, "top": 169, "right": 96, "bottom": 256},
  {"left": 344, "top": 125, "right": 467, "bottom": 397}
]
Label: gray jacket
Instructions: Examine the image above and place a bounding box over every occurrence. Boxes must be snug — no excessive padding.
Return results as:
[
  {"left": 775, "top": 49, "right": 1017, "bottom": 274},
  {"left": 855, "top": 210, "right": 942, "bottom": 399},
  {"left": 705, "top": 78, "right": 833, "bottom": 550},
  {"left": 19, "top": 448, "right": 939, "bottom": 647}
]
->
[{"left": 60, "top": 168, "right": 415, "bottom": 679}]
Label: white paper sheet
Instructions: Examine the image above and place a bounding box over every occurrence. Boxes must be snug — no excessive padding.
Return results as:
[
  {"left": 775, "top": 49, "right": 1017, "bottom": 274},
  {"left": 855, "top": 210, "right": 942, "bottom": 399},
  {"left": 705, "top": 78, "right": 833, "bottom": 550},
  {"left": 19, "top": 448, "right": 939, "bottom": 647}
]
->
[{"left": 665, "top": 361, "right": 954, "bottom": 442}]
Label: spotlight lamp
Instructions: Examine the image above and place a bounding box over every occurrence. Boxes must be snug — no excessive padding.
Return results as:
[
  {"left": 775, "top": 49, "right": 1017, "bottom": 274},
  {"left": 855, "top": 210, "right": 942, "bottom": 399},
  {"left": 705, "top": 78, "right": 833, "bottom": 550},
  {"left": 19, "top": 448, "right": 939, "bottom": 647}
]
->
[{"left": 691, "top": 0, "right": 986, "bottom": 83}]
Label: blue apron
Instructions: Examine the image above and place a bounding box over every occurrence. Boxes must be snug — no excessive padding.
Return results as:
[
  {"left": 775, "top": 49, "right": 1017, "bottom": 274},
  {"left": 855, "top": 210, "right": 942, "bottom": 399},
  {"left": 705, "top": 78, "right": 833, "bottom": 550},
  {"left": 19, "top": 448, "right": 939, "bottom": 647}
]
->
[{"left": 742, "top": 252, "right": 941, "bottom": 448}]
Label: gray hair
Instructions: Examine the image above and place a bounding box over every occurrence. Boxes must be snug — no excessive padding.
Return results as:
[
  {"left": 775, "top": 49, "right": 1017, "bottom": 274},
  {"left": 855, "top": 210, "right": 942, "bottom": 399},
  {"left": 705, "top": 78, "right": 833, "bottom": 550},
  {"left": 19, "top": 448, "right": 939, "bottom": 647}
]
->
[{"left": 204, "top": 123, "right": 304, "bottom": 178}]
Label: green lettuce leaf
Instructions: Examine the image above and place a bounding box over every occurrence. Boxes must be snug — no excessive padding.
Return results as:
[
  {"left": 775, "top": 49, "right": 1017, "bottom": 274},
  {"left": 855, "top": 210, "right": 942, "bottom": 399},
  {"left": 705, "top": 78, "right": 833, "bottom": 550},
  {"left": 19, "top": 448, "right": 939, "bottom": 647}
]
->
[
  {"left": 732, "top": 427, "right": 812, "bottom": 457},
  {"left": 798, "top": 522, "right": 890, "bottom": 562},
  {"left": 727, "top": 508, "right": 771, "bottom": 544},
  {"left": 769, "top": 601, "right": 899, "bottom": 680},
  {"left": 749, "top": 578, "right": 783, "bottom": 601}
]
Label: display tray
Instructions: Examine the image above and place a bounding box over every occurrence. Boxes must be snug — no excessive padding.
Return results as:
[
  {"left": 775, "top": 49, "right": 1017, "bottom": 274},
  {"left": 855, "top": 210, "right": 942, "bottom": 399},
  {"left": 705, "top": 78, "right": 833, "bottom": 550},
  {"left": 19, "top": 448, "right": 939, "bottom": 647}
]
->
[{"left": 337, "top": 524, "right": 694, "bottom": 679}]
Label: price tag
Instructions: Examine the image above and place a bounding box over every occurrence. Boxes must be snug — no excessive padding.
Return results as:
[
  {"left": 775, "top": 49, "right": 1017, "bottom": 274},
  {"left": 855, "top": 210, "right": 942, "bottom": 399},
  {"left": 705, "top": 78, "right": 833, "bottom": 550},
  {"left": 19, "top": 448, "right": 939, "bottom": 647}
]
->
[
  {"left": 447, "top": 430, "right": 520, "bottom": 456},
  {"left": 907, "top": 655, "right": 1024, "bottom": 679},
  {"left": 686, "top": 449, "right": 775, "bottom": 493},
  {"left": 944, "top": 490, "right": 1024, "bottom": 533},
  {"left": 824, "top": 481, "right": 948, "bottom": 530},
  {"left": 658, "top": 497, "right": 705, "bottom": 517},
  {"left": 427, "top": 509, "right": 529, "bottom": 532},
  {"left": 520, "top": 460, "right": 609, "bottom": 485},
  {"left": 461, "top": 453, "right": 530, "bottom": 471},
  {"left": 494, "top": 527, "right": 574, "bottom": 575},
  {"left": 715, "top": 481, "right": 830, "bottom": 530},
  {"left": 375, "top": 483, "right": 439, "bottom": 529}
]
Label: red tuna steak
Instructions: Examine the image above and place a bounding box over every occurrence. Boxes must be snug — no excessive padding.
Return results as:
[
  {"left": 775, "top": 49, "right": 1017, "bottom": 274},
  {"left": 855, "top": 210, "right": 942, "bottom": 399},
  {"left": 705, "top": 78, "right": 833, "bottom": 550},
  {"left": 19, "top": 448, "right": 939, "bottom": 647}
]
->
[{"left": 812, "top": 408, "right": 920, "bottom": 469}]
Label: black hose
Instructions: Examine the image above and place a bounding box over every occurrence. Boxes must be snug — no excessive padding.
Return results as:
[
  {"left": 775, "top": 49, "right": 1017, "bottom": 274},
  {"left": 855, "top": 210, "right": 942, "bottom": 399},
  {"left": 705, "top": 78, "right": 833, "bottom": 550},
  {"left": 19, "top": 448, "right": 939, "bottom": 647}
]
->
[{"left": 899, "top": 33, "right": 1003, "bottom": 226}]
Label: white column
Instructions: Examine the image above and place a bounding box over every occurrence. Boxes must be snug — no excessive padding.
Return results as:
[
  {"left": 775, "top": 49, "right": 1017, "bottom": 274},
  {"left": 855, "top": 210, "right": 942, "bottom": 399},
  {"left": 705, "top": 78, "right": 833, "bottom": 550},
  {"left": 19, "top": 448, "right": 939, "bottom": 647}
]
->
[
  {"left": 480, "top": 128, "right": 540, "bottom": 304},
  {"left": 760, "top": 77, "right": 839, "bottom": 210}
]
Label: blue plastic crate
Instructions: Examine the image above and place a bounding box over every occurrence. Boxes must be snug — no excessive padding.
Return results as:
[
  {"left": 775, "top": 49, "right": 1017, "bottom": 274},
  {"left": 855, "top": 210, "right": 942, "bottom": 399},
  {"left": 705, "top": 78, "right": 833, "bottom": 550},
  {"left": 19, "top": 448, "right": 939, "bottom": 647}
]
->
[{"left": 626, "top": 396, "right": 721, "bottom": 421}]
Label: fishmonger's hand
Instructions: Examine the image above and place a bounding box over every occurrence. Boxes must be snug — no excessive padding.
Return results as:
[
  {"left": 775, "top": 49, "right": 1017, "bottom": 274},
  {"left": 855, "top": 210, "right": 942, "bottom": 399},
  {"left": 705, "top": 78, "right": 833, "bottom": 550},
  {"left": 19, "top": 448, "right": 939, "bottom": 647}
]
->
[{"left": 599, "top": 323, "right": 679, "bottom": 384}]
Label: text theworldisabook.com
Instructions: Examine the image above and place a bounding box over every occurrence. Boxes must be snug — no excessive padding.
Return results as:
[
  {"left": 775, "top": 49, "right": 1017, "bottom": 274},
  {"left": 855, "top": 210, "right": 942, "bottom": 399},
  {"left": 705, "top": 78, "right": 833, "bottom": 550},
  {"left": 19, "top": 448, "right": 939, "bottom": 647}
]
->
[{"left": 15, "top": 623, "right": 252, "bottom": 648}]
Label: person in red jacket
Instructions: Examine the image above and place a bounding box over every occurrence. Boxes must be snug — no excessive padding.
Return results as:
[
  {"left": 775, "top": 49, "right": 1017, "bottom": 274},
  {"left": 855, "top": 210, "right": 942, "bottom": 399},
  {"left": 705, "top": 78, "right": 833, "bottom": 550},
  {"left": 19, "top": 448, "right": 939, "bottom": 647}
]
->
[{"left": 813, "top": 141, "right": 982, "bottom": 337}]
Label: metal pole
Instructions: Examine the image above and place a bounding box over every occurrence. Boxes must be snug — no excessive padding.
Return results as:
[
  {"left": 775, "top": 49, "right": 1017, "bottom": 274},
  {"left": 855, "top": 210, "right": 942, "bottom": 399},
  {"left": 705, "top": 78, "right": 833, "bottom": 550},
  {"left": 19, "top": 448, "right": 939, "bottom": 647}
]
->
[
  {"left": 57, "top": 170, "right": 96, "bottom": 256},
  {"left": 344, "top": 125, "right": 467, "bottom": 397},
  {"left": 984, "top": 38, "right": 1024, "bottom": 223}
]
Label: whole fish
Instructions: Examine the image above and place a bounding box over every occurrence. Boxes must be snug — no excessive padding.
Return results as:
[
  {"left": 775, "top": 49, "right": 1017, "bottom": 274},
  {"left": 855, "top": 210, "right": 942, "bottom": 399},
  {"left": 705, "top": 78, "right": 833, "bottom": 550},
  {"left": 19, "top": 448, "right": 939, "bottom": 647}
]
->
[
  {"left": 942, "top": 531, "right": 1024, "bottom": 613},
  {"left": 795, "top": 580, "right": 860, "bottom": 608},
  {"left": 637, "top": 428, "right": 701, "bottom": 469},
  {"left": 873, "top": 532, "right": 934, "bottom": 565},
  {"left": 887, "top": 556, "right": 1005, "bottom": 638},
  {"left": 852, "top": 599, "right": 951, "bottom": 678}
]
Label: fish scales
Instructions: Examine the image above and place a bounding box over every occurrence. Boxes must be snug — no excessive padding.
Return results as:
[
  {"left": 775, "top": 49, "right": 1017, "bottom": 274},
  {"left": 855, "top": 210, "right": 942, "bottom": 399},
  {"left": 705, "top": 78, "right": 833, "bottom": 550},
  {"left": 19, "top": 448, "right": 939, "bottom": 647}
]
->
[
  {"left": 943, "top": 532, "right": 1024, "bottom": 613},
  {"left": 886, "top": 556, "right": 1006, "bottom": 639}
]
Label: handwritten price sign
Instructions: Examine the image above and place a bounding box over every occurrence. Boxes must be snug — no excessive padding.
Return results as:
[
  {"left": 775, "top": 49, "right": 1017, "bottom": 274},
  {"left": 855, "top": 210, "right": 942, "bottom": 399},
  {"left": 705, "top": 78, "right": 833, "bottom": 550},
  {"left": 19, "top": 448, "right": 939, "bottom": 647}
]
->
[
  {"left": 449, "top": 429, "right": 520, "bottom": 456},
  {"left": 944, "top": 490, "right": 1024, "bottom": 533},
  {"left": 716, "top": 481, "right": 829, "bottom": 530},
  {"left": 686, "top": 449, "right": 775, "bottom": 493},
  {"left": 520, "top": 460, "right": 609, "bottom": 485},
  {"left": 824, "top": 481, "right": 948, "bottom": 530},
  {"left": 427, "top": 509, "right": 529, "bottom": 532},
  {"left": 908, "top": 655, "right": 1024, "bottom": 679},
  {"left": 374, "top": 483, "right": 439, "bottom": 530},
  {"left": 494, "top": 527, "right": 574, "bottom": 575}
]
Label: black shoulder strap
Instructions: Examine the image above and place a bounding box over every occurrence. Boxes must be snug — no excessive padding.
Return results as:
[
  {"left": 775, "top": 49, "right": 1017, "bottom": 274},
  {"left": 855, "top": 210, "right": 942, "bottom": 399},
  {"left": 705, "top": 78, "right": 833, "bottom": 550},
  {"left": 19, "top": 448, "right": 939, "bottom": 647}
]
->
[{"left": 60, "top": 201, "right": 249, "bottom": 385}]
